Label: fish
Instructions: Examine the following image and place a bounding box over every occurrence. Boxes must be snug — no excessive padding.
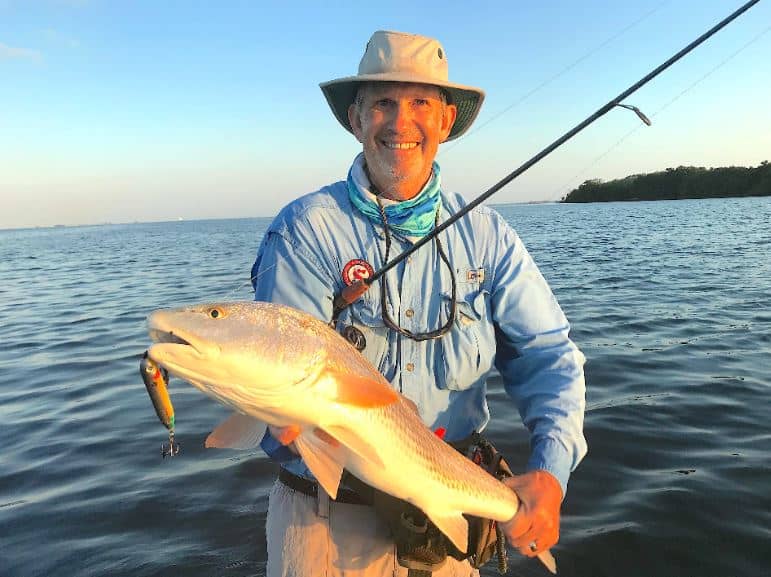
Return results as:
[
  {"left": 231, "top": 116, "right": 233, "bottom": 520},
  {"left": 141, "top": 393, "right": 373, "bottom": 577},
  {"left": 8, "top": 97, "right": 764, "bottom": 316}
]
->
[{"left": 145, "top": 300, "right": 556, "bottom": 573}]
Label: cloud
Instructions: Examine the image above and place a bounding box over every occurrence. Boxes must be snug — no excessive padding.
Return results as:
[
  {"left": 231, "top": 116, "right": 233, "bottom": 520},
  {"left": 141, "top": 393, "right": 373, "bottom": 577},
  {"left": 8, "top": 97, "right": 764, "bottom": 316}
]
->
[{"left": 0, "top": 42, "right": 43, "bottom": 61}]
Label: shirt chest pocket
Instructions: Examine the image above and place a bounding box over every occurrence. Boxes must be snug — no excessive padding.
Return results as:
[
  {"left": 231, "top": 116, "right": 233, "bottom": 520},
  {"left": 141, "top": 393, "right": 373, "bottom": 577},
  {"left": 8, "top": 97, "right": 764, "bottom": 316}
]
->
[{"left": 435, "top": 289, "right": 495, "bottom": 391}]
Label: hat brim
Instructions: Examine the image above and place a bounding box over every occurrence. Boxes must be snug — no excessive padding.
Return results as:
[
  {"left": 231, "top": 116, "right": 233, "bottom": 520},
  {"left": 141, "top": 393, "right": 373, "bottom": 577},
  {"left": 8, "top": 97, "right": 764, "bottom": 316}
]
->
[{"left": 320, "top": 73, "right": 485, "bottom": 142}]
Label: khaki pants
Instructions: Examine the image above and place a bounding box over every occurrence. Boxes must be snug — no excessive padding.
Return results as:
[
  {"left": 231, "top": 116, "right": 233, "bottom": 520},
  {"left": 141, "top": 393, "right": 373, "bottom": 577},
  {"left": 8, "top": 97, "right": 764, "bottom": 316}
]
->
[{"left": 266, "top": 480, "right": 480, "bottom": 577}]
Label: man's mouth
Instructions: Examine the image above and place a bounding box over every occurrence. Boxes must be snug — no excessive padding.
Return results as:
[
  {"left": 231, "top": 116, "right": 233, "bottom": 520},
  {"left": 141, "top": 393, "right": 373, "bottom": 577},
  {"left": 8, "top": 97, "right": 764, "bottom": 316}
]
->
[{"left": 382, "top": 141, "right": 419, "bottom": 150}]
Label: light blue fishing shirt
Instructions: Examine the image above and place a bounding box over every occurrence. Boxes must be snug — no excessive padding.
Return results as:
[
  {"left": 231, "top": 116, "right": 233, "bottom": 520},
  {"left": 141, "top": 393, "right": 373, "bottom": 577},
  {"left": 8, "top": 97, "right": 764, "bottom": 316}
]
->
[{"left": 251, "top": 161, "right": 587, "bottom": 495}]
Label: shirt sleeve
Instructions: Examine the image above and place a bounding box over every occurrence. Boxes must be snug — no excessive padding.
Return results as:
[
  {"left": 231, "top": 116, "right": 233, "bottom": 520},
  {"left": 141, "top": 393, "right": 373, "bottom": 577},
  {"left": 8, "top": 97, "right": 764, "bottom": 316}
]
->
[
  {"left": 490, "top": 220, "right": 587, "bottom": 496},
  {"left": 251, "top": 226, "right": 336, "bottom": 464}
]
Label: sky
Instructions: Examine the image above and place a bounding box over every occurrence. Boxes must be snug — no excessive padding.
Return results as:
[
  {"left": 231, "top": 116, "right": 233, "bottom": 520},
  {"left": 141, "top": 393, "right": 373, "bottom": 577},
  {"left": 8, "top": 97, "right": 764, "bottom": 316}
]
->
[{"left": 1, "top": 0, "right": 769, "bottom": 229}]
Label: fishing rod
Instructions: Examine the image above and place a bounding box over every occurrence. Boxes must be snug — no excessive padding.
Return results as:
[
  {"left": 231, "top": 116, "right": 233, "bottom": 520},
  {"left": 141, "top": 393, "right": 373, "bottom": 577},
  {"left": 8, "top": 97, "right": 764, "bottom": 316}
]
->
[{"left": 333, "top": 0, "right": 761, "bottom": 312}]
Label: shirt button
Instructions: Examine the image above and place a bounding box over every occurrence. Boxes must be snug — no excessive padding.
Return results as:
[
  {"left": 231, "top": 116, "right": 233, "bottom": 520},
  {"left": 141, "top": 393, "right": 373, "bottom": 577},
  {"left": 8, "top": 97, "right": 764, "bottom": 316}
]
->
[
  {"left": 406, "top": 363, "right": 414, "bottom": 372},
  {"left": 405, "top": 309, "right": 414, "bottom": 318}
]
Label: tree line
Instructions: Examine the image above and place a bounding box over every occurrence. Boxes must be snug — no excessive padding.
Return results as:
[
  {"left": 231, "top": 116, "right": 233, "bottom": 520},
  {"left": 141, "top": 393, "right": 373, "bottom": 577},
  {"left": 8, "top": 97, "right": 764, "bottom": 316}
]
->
[{"left": 562, "top": 161, "right": 770, "bottom": 203}]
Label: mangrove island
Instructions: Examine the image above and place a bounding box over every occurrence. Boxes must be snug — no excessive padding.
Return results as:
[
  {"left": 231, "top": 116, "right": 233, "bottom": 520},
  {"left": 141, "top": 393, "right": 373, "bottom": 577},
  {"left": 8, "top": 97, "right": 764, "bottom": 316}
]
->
[{"left": 562, "top": 161, "right": 770, "bottom": 203}]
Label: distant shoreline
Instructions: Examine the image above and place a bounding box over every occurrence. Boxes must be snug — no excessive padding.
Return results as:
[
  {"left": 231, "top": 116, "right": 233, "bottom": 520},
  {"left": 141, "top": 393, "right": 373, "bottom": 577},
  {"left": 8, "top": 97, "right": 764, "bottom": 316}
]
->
[{"left": 562, "top": 161, "right": 770, "bottom": 203}]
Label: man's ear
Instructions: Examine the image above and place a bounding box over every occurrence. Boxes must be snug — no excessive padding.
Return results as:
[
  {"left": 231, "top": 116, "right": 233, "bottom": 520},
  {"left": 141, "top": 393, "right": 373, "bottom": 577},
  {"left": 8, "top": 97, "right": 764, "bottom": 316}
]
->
[
  {"left": 440, "top": 103, "right": 458, "bottom": 143},
  {"left": 348, "top": 104, "right": 364, "bottom": 143}
]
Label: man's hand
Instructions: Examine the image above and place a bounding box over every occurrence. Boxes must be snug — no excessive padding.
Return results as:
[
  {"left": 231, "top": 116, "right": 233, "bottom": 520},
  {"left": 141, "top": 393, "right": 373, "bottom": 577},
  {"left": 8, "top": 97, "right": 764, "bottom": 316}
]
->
[{"left": 501, "top": 470, "right": 563, "bottom": 557}]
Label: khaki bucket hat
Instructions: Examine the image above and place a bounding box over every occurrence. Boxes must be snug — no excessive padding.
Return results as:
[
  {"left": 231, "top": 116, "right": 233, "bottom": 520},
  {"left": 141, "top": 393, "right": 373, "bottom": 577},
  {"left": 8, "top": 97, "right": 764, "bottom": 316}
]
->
[{"left": 320, "top": 30, "right": 485, "bottom": 141}]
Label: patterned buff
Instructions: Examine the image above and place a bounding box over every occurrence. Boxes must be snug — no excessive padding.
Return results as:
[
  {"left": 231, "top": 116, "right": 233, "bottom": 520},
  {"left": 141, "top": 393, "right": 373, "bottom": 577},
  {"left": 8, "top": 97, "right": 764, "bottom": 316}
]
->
[{"left": 347, "top": 153, "right": 442, "bottom": 238}]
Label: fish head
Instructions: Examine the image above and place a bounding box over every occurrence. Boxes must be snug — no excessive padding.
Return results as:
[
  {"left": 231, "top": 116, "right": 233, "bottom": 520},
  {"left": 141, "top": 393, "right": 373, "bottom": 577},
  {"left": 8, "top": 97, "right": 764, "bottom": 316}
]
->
[{"left": 146, "top": 301, "right": 323, "bottom": 406}]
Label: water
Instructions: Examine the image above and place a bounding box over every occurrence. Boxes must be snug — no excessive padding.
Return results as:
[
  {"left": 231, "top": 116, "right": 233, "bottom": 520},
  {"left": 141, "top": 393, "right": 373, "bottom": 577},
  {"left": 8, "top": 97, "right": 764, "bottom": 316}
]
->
[{"left": 1, "top": 197, "right": 769, "bottom": 577}]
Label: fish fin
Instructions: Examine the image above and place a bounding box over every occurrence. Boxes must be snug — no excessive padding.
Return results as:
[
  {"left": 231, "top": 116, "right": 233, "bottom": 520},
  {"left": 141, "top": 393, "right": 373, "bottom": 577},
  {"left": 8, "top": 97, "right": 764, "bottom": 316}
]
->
[
  {"left": 320, "top": 425, "right": 384, "bottom": 470},
  {"left": 424, "top": 510, "right": 469, "bottom": 554},
  {"left": 325, "top": 369, "right": 399, "bottom": 408},
  {"left": 294, "top": 433, "right": 345, "bottom": 500},
  {"left": 205, "top": 412, "right": 266, "bottom": 449},
  {"left": 538, "top": 550, "right": 557, "bottom": 574},
  {"left": 313, "top": 427, "right": 340, "bottom": 446}
]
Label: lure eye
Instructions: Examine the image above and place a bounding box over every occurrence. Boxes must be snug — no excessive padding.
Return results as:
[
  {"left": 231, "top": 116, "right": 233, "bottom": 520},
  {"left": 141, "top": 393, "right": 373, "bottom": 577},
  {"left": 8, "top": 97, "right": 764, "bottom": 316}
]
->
[{"left": 209, "top": 307, "right": 224, "bottom": 319}]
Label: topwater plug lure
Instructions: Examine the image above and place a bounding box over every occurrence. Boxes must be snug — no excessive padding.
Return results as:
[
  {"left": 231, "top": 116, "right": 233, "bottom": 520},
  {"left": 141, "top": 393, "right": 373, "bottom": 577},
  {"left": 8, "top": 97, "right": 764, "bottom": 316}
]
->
[{"left": 140, "top": 351, "right": 179, "bottom": 457}]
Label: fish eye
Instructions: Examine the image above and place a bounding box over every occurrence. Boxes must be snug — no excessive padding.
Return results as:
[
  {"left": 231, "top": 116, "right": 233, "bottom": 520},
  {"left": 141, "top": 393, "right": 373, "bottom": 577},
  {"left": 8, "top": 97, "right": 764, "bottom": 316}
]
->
[{"left": 208, "top": 307, "right": 225, "bottom": 319}]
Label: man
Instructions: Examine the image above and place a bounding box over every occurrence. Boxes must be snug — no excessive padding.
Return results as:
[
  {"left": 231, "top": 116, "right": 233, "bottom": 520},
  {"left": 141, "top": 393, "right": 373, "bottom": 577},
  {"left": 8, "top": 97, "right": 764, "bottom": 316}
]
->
[{"left": 251, "top": 30, "right": 587, "bottom": 577}]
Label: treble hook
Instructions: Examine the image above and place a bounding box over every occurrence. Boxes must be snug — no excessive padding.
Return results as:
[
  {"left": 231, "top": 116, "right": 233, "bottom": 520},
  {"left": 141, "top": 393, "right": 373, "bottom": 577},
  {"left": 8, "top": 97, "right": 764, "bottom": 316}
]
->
[{"left": 162, "top": 429, "right": 180, "bottom": 458}]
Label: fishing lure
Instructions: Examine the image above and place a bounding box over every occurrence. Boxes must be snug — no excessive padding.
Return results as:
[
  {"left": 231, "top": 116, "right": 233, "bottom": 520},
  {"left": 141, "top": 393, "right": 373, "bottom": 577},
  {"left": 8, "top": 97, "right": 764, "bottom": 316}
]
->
[{"left": 140, "top": 351, "right": 179, "bottom": 457}]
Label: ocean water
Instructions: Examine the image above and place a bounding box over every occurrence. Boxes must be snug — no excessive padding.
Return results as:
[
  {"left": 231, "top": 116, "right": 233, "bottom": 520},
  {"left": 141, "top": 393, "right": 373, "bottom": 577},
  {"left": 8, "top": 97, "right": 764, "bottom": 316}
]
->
[{"left": 1, "top": 196, "right": 769, "bottom": 577}]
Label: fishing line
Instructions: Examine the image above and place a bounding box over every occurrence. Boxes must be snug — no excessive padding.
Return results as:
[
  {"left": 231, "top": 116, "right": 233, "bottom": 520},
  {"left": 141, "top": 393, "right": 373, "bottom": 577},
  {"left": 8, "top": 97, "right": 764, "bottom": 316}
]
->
[
  {"left": 440, "top": 0, "right": 672, "bottom": 156},
  {"left": 222, "top": 263, "right": 277, "bottom": 300},
  {"left": 549, "top": 23, "right": 771, "bottom": 202}
]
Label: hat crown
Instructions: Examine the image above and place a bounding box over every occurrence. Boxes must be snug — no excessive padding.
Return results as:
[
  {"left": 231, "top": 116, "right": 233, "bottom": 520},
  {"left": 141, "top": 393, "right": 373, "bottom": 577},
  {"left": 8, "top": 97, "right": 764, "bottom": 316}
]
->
[{"left": 358, "top": 30, "right": 449, "bottom": 83}]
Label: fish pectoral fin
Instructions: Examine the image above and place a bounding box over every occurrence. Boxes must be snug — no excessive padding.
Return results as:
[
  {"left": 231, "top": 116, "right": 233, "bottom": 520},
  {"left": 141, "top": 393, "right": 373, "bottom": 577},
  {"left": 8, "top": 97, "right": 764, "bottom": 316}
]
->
[
  {"left": 313, "top": 427, "right": 340, "bottom": 446},
  {"left": 424, "top": 509, "right": 469, "bottom": 554},
  {"left": 325, "top": 369, "right": 399, "bottom": 408},
  {"left": 294, "top": 433, "right": 345, "bottom": 500},
  {"left": 320, "top": 425, "right": 384, "bottom": 470},
  {"left": 205, "top": 412, "right": 266, "bottom": 450}
]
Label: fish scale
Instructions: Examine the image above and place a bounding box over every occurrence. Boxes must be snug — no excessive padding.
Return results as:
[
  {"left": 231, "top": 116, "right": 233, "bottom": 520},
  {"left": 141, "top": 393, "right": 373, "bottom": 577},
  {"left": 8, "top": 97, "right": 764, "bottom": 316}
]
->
[{"left": 344, "top": 394, "right": 518, "bottom": 517}]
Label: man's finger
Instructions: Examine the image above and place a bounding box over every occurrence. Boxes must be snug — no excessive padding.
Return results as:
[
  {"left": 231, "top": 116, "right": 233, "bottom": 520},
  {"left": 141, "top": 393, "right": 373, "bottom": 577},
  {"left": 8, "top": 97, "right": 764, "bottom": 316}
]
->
[
  {"left": 501, "top": 508, "right": 530, "bottom": 539},
  {"left": 510, "top": 523, "right": 543, "bottom": 556},
  {"left": 511, "top": 522, "right": 558, "bottom": 557}
]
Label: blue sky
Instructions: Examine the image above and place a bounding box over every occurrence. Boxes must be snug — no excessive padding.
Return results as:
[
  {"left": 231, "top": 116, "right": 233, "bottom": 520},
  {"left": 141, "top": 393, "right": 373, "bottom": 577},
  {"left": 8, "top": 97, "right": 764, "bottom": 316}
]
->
[{"left": 1, "top": 0, "right": 769, "bottom": 229}]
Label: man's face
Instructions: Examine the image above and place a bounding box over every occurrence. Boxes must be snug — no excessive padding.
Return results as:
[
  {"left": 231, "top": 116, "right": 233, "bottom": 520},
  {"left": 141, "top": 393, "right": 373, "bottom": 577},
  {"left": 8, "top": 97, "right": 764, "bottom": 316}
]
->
[{"left": 348, "top": 82, "right": 457, "bottom": 201}]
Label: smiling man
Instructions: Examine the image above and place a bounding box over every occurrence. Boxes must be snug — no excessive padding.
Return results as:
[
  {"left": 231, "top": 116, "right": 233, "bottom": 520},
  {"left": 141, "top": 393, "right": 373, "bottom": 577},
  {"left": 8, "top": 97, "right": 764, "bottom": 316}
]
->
[
  {"left": 251, "top": 30, "right": 587, "bottom": 577},
  {"left": 349, "top": 82, "right": 456, "bottom": 202}
]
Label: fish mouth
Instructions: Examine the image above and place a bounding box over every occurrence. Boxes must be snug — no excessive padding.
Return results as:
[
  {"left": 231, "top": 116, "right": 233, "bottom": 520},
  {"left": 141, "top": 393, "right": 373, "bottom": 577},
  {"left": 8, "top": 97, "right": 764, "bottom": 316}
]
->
[
  {"left": 148, "top": 329, "right": 191, "bottom": 347},
  {"left": 146, "top": 311, "right": 215, "bottom": 365}
]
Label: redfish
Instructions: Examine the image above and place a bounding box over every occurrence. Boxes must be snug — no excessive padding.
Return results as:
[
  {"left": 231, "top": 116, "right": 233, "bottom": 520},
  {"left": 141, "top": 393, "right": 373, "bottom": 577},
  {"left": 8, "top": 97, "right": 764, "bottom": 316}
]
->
[{"left": 145, "top": 301, "right": 555, "bottom": 571}]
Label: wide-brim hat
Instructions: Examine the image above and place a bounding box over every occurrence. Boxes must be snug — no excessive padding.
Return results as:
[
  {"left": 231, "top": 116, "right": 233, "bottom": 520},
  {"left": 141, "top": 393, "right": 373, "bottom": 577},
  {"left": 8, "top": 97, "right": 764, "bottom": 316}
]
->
[{"left": 320, "top": 30, "right": 485, "bottom": 142}]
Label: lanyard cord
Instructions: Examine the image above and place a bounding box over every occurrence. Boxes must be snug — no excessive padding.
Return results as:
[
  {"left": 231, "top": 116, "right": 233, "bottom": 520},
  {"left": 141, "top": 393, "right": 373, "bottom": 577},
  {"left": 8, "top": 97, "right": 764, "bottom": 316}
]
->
[{"left": 375, "top": 196, "right": 457, "bottom": 341}]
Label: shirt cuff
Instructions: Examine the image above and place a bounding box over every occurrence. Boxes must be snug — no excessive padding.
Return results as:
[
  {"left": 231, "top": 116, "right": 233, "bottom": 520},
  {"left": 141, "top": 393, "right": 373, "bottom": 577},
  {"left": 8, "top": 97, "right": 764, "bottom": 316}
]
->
[
  {"left": 260, "top": 429, "right": 301, "bottom": 464},
  {"left": 526, "top": 437, "right": 574, "bottom": 498}
]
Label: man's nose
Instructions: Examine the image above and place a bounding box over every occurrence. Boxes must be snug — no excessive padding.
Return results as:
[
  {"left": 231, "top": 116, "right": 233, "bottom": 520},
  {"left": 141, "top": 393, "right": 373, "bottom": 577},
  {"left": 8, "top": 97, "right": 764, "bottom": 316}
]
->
[{"left": 389, "top": 101, "right": 414, "bottom": 132}]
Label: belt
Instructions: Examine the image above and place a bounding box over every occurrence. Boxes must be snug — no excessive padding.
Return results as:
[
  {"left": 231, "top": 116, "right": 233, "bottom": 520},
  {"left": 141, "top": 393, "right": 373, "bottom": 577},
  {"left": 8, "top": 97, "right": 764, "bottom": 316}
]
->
[{"left": 278, "top": 468, "right": 373, "bottom": 506}]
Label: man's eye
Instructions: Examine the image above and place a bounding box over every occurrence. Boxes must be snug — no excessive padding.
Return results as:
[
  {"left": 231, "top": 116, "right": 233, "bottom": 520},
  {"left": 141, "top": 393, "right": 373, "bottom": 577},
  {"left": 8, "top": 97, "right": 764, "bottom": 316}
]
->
[{"left": 414, "top": 99, "right": 429, "bottom": 106}]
